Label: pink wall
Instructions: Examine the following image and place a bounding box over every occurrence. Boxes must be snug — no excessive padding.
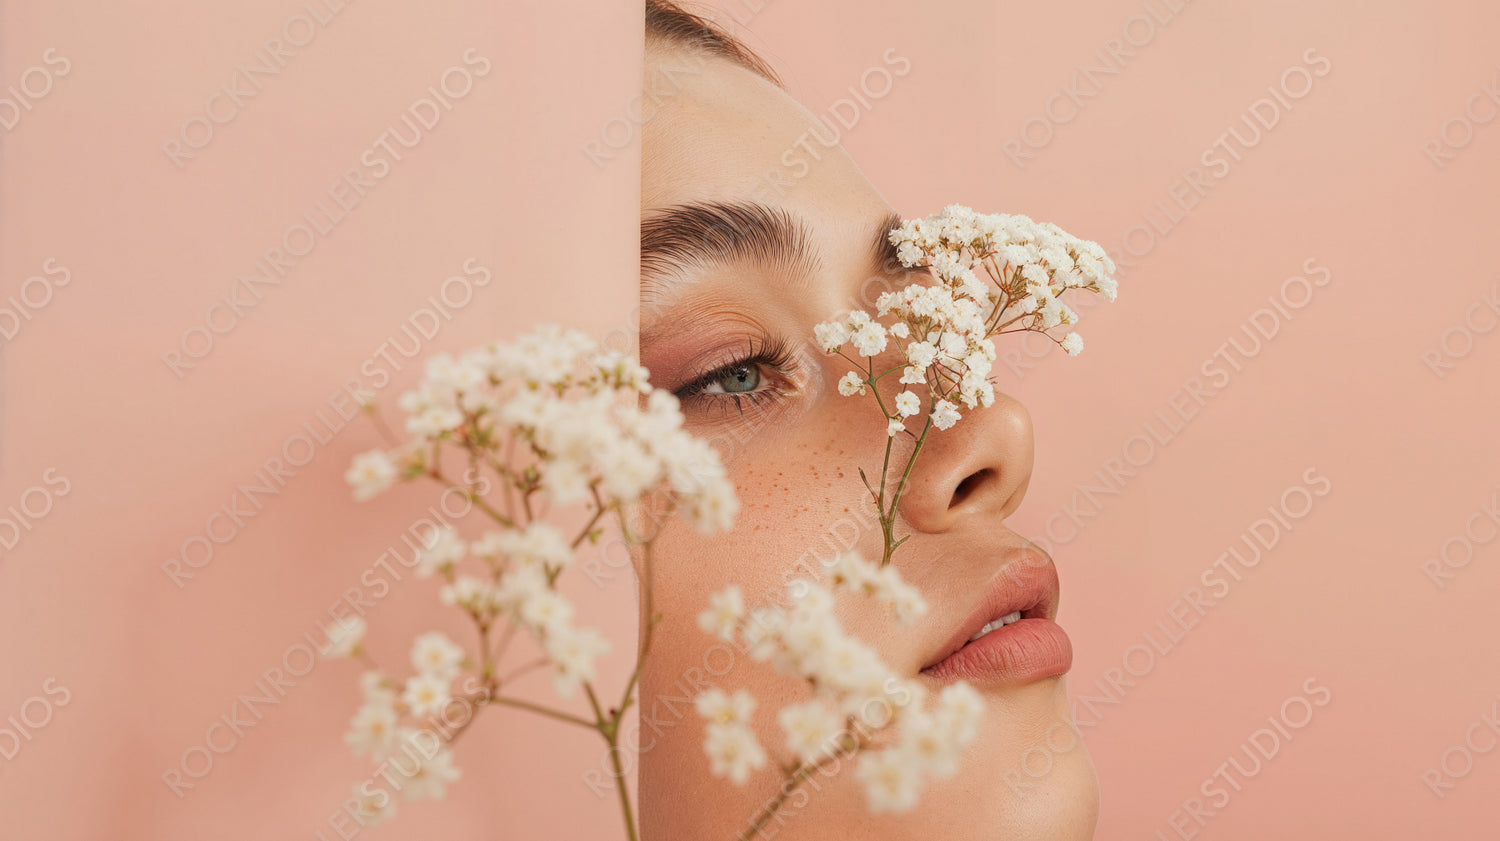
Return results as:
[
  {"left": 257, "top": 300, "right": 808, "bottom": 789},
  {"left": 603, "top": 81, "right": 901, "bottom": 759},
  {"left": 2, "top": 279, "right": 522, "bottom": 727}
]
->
[
  {"left": 692, "top": 0, "right": 1500, "bottom": 838},
  {"left": 3, "top": 0, "right": 1498, "bottom": 839},
  {"left": 0, "top": 1, "right": 641, "bottom": 838}
]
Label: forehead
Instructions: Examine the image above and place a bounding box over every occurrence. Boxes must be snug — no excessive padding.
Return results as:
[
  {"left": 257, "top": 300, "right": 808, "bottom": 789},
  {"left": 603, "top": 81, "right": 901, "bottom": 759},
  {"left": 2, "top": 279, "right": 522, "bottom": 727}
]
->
[{"left": 642, "top": 45, "right": 891, "bottom": 245}]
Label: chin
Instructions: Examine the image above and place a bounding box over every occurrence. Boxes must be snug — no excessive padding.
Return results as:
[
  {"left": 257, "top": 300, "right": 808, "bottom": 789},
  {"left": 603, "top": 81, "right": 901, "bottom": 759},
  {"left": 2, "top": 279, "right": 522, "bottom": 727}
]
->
[{"left": 953, "top": 675, "right": 1100, "bottom": 841}]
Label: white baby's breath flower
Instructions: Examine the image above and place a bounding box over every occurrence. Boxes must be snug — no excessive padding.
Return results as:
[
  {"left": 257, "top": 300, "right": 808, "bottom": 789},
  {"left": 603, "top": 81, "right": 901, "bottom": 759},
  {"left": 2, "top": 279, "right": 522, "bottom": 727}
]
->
[
  {"left": 491, "top": 565, "right": 547, "bottom": 616},
  {"left": 698, "top": 585, "right": 745, "bottom": 643},
  {"left": 390, "top": 734, "right": 461, "bottom": 801},
  {"left": 517, "top": 587, "right": 575, "bottom": 636},
  {"left": 856, "top": 748, "right": 924, "bottom": 813},
  {"left": 469, "top": 531, "right": 507, "bottom": 560},
  {"left": 320, "top": 616, "right": 366, "bottom": 659},
  {"left": 414, "top": 525, "right": 466, "bottom": 578},
  {"left": 930, "top": 399, "right": 961, "bottom": 431},
  {"left": 360, "top": 670, "right": 397, "bottom": 706},
  {"left": 1060, "top": 331, "right": 1084, "bottom": 356},
  {"left": 440, "top": 575, "right": 491, "bottom": 612},
  {"left": 545, "top": 624, "right": 611, "bottom": 699},
  {"left": 497, "top": 521, "right": 573, "bottom": 570},
  {"left": 906, "top": 341, "right": 937, "bottom": 370},
  {"left": 345, "top": 702, "right": 399, "bottom": 759},
  {"left": 345, "top": 450, "right": 397, "bottom": 501},
  {"left": 703, "top": 722, "right": 767, "bottom": 785},
  {"left": 933, "top": 682, "right": 985, "bottom": 747},
  {"left": 778, "top": 700, "right": 846, "bottom": 764},
  {"left": 897, "top": 711, "right": 963, "bottom": 778},
  {"left": 401, "top": 673, "right": 452, "bottom": 718},
  {"left": 406, "top": 404, "right": 465, "bottom": 439},
  {"left": 851, "top": 321, "right": 888, "bottom": 357},
  {"left": 887, "top": 418, "right": 905, "bottom": 437},
  {"left": 695, "top": 687, "right": 756, "bottom": 727},
  {"left": 894, "top": 391, "right": 920, "bottom": 418},
  {"left": 838, "top": 371, "right": 867, "bottom": 397},
  {"left": 813, "top": 320, "right": 851, "bottom": 352},
  {"left": 410, "top": 631, "right": 466, "bottom": 680}
]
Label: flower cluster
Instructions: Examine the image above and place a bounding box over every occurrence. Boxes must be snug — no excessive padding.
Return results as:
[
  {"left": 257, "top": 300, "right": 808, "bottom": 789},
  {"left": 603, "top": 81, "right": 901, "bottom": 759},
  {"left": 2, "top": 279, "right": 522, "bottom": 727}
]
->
[
  {"left": 328, "top": 325, "right": 737, "bottom": 836},
  {"left": 817, "top": 204, "right": 1117, "bottom": 434},
  {"left": 696, "top": 550, "right": 983, "bottom": 814},
  {"left": 345, "top": 324, "right": 736, "bottom": 533}
]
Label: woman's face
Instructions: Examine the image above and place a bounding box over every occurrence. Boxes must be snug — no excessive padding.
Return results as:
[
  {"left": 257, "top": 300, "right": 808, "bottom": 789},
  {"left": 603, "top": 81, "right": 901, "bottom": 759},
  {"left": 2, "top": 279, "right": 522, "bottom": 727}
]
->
[{"left": 637, "top": 42, "right": 1098, "bottom": 840}]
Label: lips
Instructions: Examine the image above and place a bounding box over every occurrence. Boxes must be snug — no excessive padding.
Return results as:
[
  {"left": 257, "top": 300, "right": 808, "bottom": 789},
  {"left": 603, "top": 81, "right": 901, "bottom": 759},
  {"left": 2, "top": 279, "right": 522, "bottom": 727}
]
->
[{"left": 919, "top": 546, "right": 1072, "bottom": 686}]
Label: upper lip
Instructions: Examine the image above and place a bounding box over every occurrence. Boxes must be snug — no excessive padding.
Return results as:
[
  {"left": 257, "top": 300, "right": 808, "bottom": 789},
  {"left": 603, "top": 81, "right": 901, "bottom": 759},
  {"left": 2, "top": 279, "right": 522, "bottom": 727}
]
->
[{"left": 920, "top": 545, "right": 1061, "bottom": 670}]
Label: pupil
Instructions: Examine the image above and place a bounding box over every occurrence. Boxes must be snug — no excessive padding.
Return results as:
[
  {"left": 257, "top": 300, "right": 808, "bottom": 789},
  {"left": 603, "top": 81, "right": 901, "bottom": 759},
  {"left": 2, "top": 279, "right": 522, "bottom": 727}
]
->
[{"left": 721, "top": 364, "right": 758, "bottom": 393}]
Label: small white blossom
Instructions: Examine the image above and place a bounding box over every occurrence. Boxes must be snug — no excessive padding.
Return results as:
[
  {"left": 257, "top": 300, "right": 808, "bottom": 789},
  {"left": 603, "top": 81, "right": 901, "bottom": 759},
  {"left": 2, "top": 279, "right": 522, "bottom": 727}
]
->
[
  {"left": 851, "top": 321, "right": 888, "bottom": 357},
  {"left": 703, "top": 722, "right": 767, "bottom": 785},
  {"left": 345, "top": 450, "right": 397, "bottom": 501},
  {"left": 345, "top": 702, "right": 399, "bottom": 759},
  {"left": 813, "top": 320, "right": 851, "bottom": 352},
  {"left": 320, "top": 616, "right": 366, "bottom": 659},
  {"left": 360, "top": 670, "right": 397, "bottom": 706},
  {"left": 401, "top": 673, "right": 451, "bottom": 718},
  {"left": 414, "top": 525, "right": 466, "bottom": 578},
  {"left": 695, "top": 688, "right": 756, "bottom": 727},
  {"left": 838, "top": 371, "right": 867, "bottom": 397},
  {"left": 857, "top": 748, "right": 924, "bottom": 813},
  {"left": 930, "top": 399, "right": 961, "bottom": 431},
  {"left": 410, "top": 632, "right": 466, "bottom": 680},
  {"left": 496, "top": 521, "right": 574, "bottom": 570},
  {"left": 698, "top": 586, "right": 745, "bottom": 643},
  {"left": 545, "top": 624, "right": 611, "bottom": 698},
  {"left": 894, "top": 391, "right": 920, "bottom": 418},
  {"left": 778, "top": 701, "right": 845, "bottom": 764},
  {"left": 517, "top": 587, "right": 575, "bottom": 636},
  {"left": 1060, "top": 331, "right": 1084, "bottom": 356},
  {"left": 389, "top": 732, "right": 461, "bottom": 801}
]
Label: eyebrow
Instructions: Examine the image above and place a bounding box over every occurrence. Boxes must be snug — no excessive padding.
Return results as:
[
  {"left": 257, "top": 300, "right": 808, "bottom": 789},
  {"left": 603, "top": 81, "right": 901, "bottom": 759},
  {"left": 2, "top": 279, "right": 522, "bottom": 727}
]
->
[{"left": 640, "top": 200, "right": 905, "bottom": 306}]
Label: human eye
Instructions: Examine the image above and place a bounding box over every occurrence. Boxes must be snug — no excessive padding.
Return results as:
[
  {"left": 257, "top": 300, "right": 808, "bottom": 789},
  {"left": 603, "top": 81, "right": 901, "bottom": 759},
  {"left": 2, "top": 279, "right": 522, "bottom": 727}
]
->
[{"left": 671, "top": 334, "right": 801, "bottom": 418}]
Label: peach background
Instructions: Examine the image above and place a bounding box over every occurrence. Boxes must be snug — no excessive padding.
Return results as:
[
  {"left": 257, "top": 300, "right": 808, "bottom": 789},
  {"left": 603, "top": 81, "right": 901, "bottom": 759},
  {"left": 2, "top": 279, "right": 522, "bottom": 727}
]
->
[
  {"left": 3, "top": 1, "right": 1499, "bottom": 840},
  {"left": 0, "top": 1, "right": 642, "bottom": 839},
  {"left": 690, "top": 0, "right": 1500, "bottom": 838}
]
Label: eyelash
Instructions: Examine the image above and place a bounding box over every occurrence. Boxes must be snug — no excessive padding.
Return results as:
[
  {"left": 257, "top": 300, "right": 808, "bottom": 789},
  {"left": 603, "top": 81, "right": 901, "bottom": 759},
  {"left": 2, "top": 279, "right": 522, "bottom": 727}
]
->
[{"left": 673, "top": 335, "right": 799, "bottom": 416}]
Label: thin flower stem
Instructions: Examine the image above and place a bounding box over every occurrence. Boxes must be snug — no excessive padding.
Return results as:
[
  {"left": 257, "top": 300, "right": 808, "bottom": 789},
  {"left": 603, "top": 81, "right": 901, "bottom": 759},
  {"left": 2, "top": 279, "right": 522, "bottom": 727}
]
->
[
  {"left": 737, "top": 742, "right": 860, "bottom": 841},
  {"left": 573, "top": 487, "right": 611, "bottom": 550},
  {"left": 430, "top": 470, "right": 516, "bottom": 529},
  {"left": 369, "top": 405, "right": 402, "bottom": 448},
  {"left": 585, "top": 682, "right": 640, "bottom": 841},
  {"left": 486, "top": 694, "right": 597, "bottom": 729},
  {"left": 498, "top": 656, "right": 549, "bottom": 684},
  {"left": 880, "top": 414, "right": 933, "bottom": 567}
]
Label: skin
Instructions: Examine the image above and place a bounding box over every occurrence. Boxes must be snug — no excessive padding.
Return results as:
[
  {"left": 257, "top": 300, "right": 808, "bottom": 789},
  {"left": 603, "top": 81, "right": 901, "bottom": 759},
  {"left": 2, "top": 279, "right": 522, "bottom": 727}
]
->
[{"left": 634, "top": 39, "right": 1098, "bottom": 841}]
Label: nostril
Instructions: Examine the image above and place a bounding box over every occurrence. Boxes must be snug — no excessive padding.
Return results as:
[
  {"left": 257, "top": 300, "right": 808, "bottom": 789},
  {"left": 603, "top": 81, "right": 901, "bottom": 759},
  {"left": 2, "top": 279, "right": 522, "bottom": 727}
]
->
[{"left": 952, "top": 468, "right": 993, "bottom": 509}]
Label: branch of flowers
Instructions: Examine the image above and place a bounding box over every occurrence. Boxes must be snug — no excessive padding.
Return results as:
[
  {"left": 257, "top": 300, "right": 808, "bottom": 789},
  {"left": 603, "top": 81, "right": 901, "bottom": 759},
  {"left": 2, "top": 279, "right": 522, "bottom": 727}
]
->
[
  {"left": 430, "top": 470, "right": 516, "bottom": 530},
  {"left": 585, "top": 681, "right": 640, "bottom": 841},
  {"left": 879, "top": 414, "right": 934, "bottom": 567},
  {"left": 617, "top": 528, "right": 657, "bottom": 718},
  {"left": 572, "top": 485, "right": 612, "bottom": 550},
  {"left": 737, "top": 734, "right": 866, "bottom": 841},
  {"left": 488, "top": 621, "right": 519, "bottom": 675},
  {"left": 439, "top": 689, "right": 493, "bottom": 747}
]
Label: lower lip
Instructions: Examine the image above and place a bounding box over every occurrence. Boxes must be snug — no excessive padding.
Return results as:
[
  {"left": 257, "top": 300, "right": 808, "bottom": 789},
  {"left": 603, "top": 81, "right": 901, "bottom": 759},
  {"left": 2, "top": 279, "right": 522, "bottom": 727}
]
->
[{"left": 919, "top": 618, "right": 1073, "bottom": 686}]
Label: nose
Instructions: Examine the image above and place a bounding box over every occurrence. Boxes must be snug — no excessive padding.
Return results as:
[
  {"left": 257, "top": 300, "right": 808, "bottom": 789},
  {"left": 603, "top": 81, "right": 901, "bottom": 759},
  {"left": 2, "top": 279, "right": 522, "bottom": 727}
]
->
[{"left": 894, "top": 388, "right": 1036, "bottom": 534}]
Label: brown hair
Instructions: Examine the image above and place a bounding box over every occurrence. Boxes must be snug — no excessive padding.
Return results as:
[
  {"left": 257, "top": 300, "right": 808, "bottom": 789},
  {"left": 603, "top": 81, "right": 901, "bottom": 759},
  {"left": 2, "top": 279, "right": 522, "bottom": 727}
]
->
[{"left": 645, "top": 0, "right": 782, "bottom": 87}]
